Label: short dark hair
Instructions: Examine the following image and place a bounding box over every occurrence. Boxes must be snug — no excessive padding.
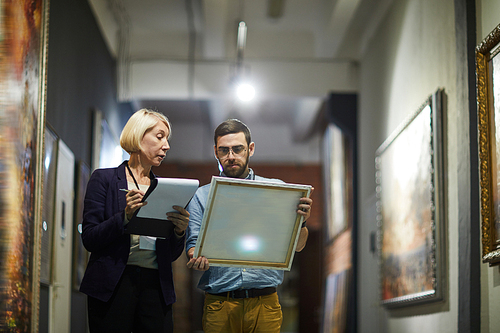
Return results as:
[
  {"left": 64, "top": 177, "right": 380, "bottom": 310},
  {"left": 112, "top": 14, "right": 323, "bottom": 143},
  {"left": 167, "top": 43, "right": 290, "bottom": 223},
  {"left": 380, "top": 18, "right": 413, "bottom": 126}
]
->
[{"left": 214, "top": 119, "right": 252, "bottom": 146}]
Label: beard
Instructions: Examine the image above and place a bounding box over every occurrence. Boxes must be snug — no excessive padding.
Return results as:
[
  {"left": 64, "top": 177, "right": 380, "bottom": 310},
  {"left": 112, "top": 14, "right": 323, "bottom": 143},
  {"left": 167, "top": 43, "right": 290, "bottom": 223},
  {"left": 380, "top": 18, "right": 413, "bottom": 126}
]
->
[{"left": 221, "top": 153, "right": 250, "bottom": 178}]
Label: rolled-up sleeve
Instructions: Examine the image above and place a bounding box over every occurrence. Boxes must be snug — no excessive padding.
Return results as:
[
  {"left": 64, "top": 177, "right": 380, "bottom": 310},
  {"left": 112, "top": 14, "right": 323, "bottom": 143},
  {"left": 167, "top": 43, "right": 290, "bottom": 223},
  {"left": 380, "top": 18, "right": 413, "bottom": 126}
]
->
[{"left": 185, "top": 186, "right": 209, "bottom": 252}]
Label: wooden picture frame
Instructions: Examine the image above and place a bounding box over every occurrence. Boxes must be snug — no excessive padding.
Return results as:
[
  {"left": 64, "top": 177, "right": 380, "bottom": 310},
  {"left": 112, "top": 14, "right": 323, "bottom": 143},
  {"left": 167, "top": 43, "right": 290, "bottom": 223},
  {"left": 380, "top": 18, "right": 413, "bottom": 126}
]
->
[
  {"left": 375, "top": 89, "right": 446, "bottom": 307},
  {"left": 194, "top": 177, "right": 312, "bottom": 270},
  {"left": 476, "top": 23, "right": 500, "bottom": 265}
]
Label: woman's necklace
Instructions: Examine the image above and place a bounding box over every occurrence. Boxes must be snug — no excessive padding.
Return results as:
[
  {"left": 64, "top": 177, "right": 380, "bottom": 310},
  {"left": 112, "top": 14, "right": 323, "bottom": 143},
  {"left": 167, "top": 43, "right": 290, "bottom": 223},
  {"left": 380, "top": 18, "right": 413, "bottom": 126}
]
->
[{"left": 125, "top": 162, "right": 142, "bottom": 190}]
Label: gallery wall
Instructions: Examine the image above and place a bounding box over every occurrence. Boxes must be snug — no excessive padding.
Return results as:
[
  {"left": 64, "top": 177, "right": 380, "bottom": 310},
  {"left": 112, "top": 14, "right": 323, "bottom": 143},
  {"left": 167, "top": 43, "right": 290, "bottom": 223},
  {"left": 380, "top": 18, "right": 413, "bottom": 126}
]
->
[
  {"left": 46, "top": 0, "right": 132, "bottom": 166},
  {"left": 358, "top": 0, "right": 460, "bottom": 332}
]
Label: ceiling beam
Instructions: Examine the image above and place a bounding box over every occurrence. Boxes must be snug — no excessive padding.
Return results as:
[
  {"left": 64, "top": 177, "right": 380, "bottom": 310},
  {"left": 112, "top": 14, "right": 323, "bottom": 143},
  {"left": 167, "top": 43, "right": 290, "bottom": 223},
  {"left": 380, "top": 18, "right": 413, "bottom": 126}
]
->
[
  {"left": 124, "top": 59, "right": 357, "bottom": 101},
  {"left": 88, "top": 0, "right": 120, "bottom": 57},
  {"left": 317, "top": 0, "right": 363, "bottom": 58},
  {"left": 201, "top": 0, "right": 229, "bottom": 59}
]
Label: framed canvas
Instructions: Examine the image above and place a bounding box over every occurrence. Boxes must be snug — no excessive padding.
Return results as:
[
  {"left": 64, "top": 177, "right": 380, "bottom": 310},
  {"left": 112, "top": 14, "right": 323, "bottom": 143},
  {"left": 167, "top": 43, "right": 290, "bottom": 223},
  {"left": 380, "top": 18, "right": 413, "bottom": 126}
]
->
[
  {"left": 194, "top": 177, "right": 312, "bottom": 270},
  {"left": 476, "top": 23, "right": 500, "bottom": 265},
  {"left": 0, "top": 0, "right": 50, "bottom": 331},
  {"left": 322, "top": 123, "right": 353, "bottom": 242},
  {"left": 321, "top": 269, "right": 350, "bottom": 333},
  {"left": 40, "top": 127, "right": 58, "bottom": 285},
  {"left": 375, "top": 89, "right": 446, "bottom": 307},
  {"left": 91, "top": 109, "right": 124, "bottom": 171},
  {"left": 73, "top": 161, "right": 90, "bottom": 290}
]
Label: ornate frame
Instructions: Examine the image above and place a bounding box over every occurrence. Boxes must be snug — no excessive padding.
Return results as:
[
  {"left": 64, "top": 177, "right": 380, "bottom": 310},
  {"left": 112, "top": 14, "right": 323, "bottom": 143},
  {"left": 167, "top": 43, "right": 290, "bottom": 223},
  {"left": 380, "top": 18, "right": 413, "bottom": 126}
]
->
[{"left": 476, "top": 23, "right": 500, "bottom": 265}]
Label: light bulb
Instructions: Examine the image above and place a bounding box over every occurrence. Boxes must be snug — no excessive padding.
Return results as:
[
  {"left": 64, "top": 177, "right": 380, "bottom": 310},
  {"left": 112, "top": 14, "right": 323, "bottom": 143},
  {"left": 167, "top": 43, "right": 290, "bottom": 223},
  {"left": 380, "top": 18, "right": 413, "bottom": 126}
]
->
[{"left": 236, "top": 83, "right": 255, "bottom": 101}]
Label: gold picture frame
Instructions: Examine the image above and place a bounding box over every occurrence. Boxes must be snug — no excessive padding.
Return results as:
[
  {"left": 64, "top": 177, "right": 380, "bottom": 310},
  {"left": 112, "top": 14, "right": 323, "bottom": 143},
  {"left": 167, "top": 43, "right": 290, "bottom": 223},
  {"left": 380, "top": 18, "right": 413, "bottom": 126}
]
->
[
  {"left": 193, "top": 177, "right": 312, "bottom": 270},
  {"left": 476, "top": 23, "right": 500, "bottom": 265}
]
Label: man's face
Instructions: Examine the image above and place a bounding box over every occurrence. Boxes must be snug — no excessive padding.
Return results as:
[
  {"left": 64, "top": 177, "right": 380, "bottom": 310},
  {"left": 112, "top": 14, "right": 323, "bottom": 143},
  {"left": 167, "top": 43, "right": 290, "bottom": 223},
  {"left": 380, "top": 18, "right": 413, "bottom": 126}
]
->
[{"left": 214, "top": 132, "right": 254, "bottom": 178}]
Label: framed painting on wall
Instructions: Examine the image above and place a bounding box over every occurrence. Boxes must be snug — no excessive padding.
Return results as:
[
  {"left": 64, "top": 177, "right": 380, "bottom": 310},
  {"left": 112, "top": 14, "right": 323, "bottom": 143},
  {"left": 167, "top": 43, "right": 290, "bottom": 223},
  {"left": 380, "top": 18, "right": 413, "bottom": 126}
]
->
[
  {"left": 476, "top": 22, "right": 500, "bottom": 265},
  {"left": 73, "top": 161, "right": 90, "bottom": 290},
  {"left": 375, "top": 89, "right": 446, "bottom": 307},
  {"left": 322, "top": 123, "right": 353, "bottom": 242},
  {"left": 321, "top": 269, "right": 351, "bottom": 333},
  {"left": 40, "top": 127, "right": 58, "bottom": 285},
  {"left": 0, "top": 0, "right": 50, "bottom": 331},
  {"left": 92, "top": 109, "right": 125, "bottom": 171}
]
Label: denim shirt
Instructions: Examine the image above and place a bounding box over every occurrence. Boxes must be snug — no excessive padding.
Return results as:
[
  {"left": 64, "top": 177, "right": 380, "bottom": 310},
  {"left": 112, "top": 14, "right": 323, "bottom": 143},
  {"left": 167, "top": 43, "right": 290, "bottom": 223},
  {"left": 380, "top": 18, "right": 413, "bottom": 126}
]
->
[{"left": 186, "top": 169, "right": 285, "bottom": 293}]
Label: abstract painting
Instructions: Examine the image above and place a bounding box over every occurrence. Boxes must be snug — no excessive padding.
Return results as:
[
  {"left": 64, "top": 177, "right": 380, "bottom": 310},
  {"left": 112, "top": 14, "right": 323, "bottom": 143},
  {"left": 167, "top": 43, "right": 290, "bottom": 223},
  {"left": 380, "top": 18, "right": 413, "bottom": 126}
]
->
[
  {"left": 0, "top": 0, "right": 50, "bottom": 330},
  {"left": 375, "top": 89, "right": 445, "bottom": 307}
]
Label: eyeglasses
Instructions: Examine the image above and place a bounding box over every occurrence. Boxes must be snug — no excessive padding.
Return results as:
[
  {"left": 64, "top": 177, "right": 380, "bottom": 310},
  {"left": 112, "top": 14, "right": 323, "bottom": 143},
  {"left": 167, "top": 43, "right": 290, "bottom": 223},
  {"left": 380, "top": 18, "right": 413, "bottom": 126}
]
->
[{"left": 217, "top": 145, "right": 246, "bottom": 157}]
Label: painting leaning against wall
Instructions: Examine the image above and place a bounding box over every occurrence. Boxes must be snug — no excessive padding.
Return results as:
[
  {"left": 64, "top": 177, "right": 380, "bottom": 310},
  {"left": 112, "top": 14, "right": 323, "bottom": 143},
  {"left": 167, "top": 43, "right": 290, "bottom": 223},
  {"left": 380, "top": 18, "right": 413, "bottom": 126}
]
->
[{"left": 0, "top": 0, "right": 49, "bottom": 331}]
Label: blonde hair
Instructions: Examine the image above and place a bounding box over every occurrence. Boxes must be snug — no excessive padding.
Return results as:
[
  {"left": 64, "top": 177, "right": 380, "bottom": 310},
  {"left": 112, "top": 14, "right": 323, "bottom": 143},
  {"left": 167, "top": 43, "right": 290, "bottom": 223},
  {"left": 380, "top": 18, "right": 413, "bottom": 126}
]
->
[{"left": 120, "top": 109, "right": 171, "bottom": 154}]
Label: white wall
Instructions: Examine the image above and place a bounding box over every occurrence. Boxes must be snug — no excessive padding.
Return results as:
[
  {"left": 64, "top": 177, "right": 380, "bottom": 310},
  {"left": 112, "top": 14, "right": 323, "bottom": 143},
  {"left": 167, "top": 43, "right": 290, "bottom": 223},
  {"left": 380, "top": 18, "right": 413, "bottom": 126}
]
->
[
  {"left": 358, "top": 0, "right": 459, "bottom": 332},
  {"left": 477, "top": 1, "right": 500, "bottom": 332}
]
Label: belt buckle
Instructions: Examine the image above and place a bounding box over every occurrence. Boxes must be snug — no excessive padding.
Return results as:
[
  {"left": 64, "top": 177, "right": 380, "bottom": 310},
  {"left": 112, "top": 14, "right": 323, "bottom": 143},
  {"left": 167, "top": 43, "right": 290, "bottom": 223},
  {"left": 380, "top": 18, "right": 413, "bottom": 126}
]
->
[{"left": 230, "top": 289, "right": 249, "bottom": 299}]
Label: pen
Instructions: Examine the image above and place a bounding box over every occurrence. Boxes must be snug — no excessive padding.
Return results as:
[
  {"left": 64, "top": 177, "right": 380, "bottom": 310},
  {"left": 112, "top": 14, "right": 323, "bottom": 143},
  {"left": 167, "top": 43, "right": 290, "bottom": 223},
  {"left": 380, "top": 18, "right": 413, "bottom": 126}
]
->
[{"left": 119, "top": 189, "right": 130, "bottom": 193}]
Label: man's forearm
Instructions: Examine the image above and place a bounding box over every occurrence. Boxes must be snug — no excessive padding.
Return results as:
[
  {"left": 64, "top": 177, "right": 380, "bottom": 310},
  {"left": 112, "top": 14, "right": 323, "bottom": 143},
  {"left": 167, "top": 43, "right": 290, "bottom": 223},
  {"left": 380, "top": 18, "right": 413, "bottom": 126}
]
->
[{"left": 295, "top": 227, "right": 309, "bottom": 252}]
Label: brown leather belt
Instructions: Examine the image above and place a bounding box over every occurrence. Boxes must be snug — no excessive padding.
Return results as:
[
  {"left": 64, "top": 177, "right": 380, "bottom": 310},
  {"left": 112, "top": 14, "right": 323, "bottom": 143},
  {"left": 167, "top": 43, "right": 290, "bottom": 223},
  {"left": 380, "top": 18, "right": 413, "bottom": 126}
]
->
[{"left": 209, "top": 287, "right": 276, "bottom": 299}]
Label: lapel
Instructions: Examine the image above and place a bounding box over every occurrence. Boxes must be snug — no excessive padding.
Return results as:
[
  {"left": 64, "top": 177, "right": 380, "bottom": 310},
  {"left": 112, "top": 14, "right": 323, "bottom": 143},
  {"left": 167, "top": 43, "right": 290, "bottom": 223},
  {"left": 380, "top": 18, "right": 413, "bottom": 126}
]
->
[
  {"left": 117, "top": 161, "right": 128, "bottom": 212},
  {"left": 143, "top": 171, "right": 158, "bottom": 200},
  {"left": 116, "top": 161, "right": 158, "bottom": 212}
]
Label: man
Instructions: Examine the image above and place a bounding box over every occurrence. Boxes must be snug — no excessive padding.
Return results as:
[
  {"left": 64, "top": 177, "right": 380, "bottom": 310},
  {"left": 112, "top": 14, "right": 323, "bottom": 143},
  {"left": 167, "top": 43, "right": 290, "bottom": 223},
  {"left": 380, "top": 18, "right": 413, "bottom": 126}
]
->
[{"left": 185, "top": 119, "right": 313, "bottom": 333}]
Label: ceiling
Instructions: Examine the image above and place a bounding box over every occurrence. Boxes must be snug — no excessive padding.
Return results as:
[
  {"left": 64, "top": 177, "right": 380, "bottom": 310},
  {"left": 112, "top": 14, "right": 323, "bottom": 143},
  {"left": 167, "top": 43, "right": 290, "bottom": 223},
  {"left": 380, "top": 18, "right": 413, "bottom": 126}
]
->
[{"left": 88, "top": 0, "right": 392, "bottom": 162}]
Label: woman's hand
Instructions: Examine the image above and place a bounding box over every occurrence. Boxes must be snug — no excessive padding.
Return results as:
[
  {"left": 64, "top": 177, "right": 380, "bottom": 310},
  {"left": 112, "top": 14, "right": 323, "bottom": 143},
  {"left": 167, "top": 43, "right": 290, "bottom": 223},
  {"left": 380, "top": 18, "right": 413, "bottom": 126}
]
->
[
  {"left": 125, "top": 189, "right": 147, "bottom": 220},
  {"left": 167, "top": 205, "right": 190, "bottom": 236}
]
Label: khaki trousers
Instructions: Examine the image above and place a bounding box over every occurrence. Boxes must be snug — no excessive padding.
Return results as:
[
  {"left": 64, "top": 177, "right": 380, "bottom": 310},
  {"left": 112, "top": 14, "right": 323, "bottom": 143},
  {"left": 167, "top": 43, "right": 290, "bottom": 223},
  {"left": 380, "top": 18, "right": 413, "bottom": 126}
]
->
[{"left": 202, "top": 292, "right": 282, "bottom": 333}]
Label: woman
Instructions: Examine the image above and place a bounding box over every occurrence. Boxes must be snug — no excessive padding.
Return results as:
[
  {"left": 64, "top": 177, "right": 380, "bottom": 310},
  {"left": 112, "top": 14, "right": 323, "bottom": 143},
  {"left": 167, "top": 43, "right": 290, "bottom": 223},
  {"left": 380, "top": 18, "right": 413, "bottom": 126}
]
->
[{"left": 79, "top": 109, "right": 189, "bottom": 333}]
